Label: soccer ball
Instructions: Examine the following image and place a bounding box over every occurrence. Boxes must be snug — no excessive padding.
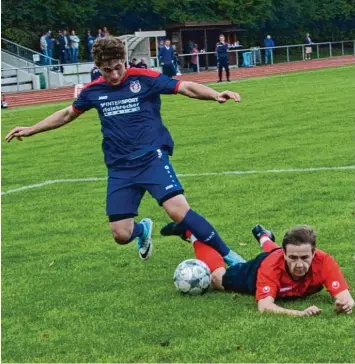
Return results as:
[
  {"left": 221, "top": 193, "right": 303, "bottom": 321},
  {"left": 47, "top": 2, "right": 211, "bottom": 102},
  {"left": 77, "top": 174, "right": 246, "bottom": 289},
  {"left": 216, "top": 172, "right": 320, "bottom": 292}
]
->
[{"left": 173, "top": 259, "right": 211, "bottom": 295}]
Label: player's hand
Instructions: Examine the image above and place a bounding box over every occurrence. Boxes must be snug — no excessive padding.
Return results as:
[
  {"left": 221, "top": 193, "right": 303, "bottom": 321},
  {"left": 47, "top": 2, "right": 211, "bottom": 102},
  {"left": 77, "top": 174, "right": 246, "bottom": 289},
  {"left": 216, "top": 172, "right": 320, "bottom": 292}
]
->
[
  {"left": 5, "top": 126, "right": 35, "bottom": 143},
  {"left": 302, "top": 305, "right": 322, "bottom": 316},
  {"left": 335, "top": 299, "right": 354, "bottom": 314},
  {"left": 216, "top": 91, "right": 241, "bottom": 103}
]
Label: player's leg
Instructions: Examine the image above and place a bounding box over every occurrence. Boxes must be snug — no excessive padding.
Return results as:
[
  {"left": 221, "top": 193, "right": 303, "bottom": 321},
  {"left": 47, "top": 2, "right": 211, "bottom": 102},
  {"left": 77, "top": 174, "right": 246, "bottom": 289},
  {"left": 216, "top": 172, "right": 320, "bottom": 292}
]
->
[
  {"left": 143, "top": 150, "right": 242, "bottom": 266},
  {"left": 251, "top": 224, "right": 279, "bottom": 252},
  {"left": 107, "top": 177, "right": 153, "bottom": 260},
  {"left": 218, "top": 62, "right": 223, "bottom": 82},
  {"left": 225, "top": 61, "right": 230, "bottom": 81}
]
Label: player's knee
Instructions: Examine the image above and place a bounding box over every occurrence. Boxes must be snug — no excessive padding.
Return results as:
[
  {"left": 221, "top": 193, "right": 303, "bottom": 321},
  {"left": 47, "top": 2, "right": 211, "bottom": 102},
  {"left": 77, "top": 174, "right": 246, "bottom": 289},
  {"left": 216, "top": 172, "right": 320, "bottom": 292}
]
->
[{"left": 111, "top": 227, "right": 133, "bottom": 245}]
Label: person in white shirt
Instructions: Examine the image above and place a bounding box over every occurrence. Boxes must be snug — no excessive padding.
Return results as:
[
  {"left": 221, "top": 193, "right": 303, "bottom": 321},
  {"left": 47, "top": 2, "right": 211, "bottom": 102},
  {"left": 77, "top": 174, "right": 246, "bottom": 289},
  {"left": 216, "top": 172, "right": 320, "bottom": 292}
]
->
[{"left": 70, "top": 30, "right": 80, "bottom": 63}]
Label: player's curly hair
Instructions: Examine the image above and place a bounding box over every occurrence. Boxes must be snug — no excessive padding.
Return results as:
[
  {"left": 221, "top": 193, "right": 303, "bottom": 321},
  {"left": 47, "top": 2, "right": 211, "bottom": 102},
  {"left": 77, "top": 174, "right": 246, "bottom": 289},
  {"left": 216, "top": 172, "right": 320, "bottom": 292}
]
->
[
  {"left": 92, "top": 36, "right": 126, "bottom": 67},
  {"left": 282, "top": 225, "right": 316, "bottom": 252}
]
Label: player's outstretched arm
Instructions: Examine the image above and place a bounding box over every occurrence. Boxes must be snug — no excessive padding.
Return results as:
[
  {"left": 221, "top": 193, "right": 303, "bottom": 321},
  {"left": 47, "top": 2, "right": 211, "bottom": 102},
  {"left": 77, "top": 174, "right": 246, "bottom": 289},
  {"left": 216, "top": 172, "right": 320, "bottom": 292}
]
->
[
  {"left": 258, "top": 296, "right": 322, "bottom": 317},
  {"left": 334, "top": 290, "right": 354, "bottom": 314},
  {"left": 5, "top": 105, "right": 80, "bottom": 143},
  {"left": 177, "top": 81, "right": 241, "bottom": 103}
]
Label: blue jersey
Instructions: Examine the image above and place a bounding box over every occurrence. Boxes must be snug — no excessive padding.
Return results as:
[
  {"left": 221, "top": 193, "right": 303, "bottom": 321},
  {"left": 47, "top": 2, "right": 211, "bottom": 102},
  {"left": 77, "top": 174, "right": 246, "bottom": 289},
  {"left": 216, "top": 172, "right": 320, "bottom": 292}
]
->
[{"left": 72, "top": 68, "right": 181, "bottom": 167}]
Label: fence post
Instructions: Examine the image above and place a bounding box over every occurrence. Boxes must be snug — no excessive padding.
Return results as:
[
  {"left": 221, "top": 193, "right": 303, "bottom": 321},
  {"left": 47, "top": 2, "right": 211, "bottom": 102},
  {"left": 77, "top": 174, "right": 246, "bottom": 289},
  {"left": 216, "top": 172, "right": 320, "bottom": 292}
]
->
[
  {"left": 329, "top": 42, "right": 332, "bottom": 57},
  {"left": 317, "top": 44, "right": 319, "bottom": 59},
  {"left": 47, "top": 66, "right": 51, "bottom": 89},
  {"left": 17, "top": 45, "right": 20, "bottom": 58},
  {"left": 341, "top": 42, "right": 344, "bottom": 56},
  {"left": 77, "top": 63, "right": 80, "bottom": 84},
  {"left": 286, "top": 46, "right": 290, "bottom": 63},
  {"left": 17, "top": 69, "right": 20, "bottom": 92},
  {"left": 236, "top": 50, "right": 239, "bottom": 67},
  {"left": 197, "top": 54, "right": 200, "bottom": 73},
  {"left": 302, "top": 46, "right": 305, "bottom": 60}
]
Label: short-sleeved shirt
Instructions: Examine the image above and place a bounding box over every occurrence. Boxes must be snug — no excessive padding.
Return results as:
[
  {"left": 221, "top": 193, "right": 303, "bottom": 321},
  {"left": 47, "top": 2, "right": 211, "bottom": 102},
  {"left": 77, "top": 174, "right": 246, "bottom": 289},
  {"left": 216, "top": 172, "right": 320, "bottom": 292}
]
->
[
  {"left": 72, "top": 68, "right": 181, "bottom": 167},
  {"left": 255, "top": 249, "right": 349, "bottom": 301}
]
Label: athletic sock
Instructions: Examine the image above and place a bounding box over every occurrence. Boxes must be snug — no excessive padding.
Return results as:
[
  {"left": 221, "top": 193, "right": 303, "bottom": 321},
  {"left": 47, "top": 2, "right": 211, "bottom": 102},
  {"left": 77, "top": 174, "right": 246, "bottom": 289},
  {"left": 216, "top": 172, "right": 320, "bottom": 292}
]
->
[
  {"left": 126, "top": 222, "right": 144, "bottom": 243},
  {"left": 260, "top": 234, "right": 279, "bottom": 252},
  {"left": 179, "top": 209, "right": 230, "bottom": 256}
]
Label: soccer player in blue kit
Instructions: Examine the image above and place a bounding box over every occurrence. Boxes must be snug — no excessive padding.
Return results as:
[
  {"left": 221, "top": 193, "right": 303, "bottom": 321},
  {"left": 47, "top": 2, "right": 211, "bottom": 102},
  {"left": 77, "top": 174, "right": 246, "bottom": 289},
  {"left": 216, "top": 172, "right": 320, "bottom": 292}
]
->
[{"left": 6, "top": 37, "right": 242, "bottom": 265}]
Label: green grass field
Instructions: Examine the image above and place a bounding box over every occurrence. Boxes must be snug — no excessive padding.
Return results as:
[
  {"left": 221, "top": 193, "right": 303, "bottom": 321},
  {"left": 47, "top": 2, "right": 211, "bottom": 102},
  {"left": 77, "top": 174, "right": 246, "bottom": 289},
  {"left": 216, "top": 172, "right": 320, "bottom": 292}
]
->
[{"left": 2, "top": 66, "right": 355, "bottom": 363}]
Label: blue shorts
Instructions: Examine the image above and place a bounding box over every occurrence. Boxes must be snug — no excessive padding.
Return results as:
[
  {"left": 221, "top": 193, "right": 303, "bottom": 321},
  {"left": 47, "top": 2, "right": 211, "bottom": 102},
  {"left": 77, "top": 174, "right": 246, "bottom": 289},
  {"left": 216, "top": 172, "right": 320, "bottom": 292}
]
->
[{"left": 107, "top": 149, "right": 184, "bottom": 221}]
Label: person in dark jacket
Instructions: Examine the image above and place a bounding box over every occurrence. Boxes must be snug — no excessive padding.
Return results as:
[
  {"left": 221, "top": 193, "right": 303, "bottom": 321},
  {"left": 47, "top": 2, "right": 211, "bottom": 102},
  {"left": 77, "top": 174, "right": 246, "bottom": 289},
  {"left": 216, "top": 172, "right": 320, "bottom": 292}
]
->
[
  {"left": 158, "top": 39, "right": 175, "bottom": 77},
  {"left": 304, "top": 33, "right": 314, "bottom": 60},
  {"left": 216, "top": 34, "right": 230, "bottom": 82},
  {"left": 86, "top": 30, "right": 96, "bottom": 61},
  {"left": 136, "top": 58, "right": 148, "bottom": 69},
  {"left": 56, "top": 30, "right": 70, "bottom": 72}
]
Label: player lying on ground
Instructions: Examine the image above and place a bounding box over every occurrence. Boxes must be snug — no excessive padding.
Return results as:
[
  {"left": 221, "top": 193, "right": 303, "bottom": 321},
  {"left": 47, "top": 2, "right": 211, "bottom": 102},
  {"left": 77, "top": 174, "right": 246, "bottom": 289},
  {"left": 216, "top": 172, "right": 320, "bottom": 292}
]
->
[
  {"left": 161, "top": 223, "right": 354, "bottom": 316},
  {"left": 5, "top": 36, "right": 243, "bottom": 266}
]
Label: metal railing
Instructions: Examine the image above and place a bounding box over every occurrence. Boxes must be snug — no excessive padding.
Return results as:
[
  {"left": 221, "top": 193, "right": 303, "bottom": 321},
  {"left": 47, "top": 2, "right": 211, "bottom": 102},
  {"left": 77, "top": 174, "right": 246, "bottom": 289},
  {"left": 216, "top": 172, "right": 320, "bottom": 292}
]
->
[
  {"left": 1, "top": 38, "right": 59, "bottom": 66},
  {"left": 175, "top": 40, "right": 355, "bottom": 73}
]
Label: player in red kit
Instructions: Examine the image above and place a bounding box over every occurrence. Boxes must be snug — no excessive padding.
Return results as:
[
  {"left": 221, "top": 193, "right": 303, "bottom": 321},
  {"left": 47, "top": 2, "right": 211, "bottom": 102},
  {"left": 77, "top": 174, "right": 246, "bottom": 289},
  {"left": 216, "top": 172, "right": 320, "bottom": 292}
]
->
[{"left": 161, "top": 223, "right": 354, "bottom": 316}]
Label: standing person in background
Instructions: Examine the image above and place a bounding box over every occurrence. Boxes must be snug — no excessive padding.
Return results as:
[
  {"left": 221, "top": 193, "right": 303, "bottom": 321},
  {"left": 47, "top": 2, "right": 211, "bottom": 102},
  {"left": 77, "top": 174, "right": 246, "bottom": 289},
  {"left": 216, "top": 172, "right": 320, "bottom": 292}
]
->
[
  {"left": 172, "top": 44, "right": 181, "bottom": 75},
  {"left": 186, "top": 40, "right": 194, "bottom": 71},
  {"left": 70, "top": 30, "right": 80, "bottom": 63},
  {"left": 216, "top": 34, "right": 230, "bottom": 82},
  {"left": 304, "top": 33, "right": 313, "bottom": 60},
  {"left": 97, "top": 29, "right": 104, "bottom": 39},
  {"left": 86, "top": 30, "right": 95, "bottom": 61},
  {"left": 90, "top": 65, "right": 102, "bottom": 81},
  {"left": 102, "top": 27, "right": 110, "bottom": 37},
  {"left": 129, "top": 58, "right": 138, "bottom": 68},
  {"left": 190, "top": 43, "right": 199, "bottom": 72},
  {"left": 263, "top": 35, "right": 275, "bottom": 65},
  {"left": 136, "top": 57, "right": 148, "bottom": 69},
  {"left": 40, "top": 32, "right": 48, "bottom": 65},
  {"left": 158, "top": 39, "right": 175, "bottom": 77},
  {"left": 45, "top": 31, "right": 55, "bottom": 65},
  {"left": 57, "top": 30, "right": 69, "bottom": 72}
]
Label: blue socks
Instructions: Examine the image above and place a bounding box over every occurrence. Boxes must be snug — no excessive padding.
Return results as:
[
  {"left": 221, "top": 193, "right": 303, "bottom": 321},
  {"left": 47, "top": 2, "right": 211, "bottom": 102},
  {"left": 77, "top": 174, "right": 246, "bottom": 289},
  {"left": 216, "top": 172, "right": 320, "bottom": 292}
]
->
[
  {"left": 127, "top": 222, "right": 144, "bottom": 243},
  {"left": 179, "top": 209, "right": 230, "bottom": 256}
]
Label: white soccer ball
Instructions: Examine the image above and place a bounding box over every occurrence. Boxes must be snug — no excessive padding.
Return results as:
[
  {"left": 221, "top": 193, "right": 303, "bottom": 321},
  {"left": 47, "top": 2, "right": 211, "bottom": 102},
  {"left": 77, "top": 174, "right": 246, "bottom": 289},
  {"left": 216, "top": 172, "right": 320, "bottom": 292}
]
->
[{"left": 173, "top": 259, "right": 211, "bottom": 295}]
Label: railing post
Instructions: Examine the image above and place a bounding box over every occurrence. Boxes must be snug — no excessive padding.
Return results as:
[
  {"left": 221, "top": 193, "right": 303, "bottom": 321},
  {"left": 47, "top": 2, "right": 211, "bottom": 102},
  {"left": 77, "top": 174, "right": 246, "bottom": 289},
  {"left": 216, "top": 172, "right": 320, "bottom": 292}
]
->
[
  {"left": 317, "top": 44, "right": 319, "bottom": 59},
  {"left": 47, "top": 66, "right": 50, "bottom": 89},
  {"left": 197, "top": 54, "right": 200, "bottom": 73},
  {"left": 286, "top": 46, "right": 290, "bottom": 63},
  {"left": 77, "top": 63, "right": 80, "bottom": 84},
  {"left": 17, "top": 45, "right": 20, "bottom": 58},
  {"left": 302, "top": 46, "right": 305, "bottom": 60},
  {"left": 17, "top": 69, "right": 20, "bottom": 92},
  {"left": 329, "top": 42, "right": 332, "bottom": 57},
  {"left": 341, "top": 41, "right": 344, "bottom": 56},
  {"left": 236, "top": 50, "right": 239, "bottom": 67}
]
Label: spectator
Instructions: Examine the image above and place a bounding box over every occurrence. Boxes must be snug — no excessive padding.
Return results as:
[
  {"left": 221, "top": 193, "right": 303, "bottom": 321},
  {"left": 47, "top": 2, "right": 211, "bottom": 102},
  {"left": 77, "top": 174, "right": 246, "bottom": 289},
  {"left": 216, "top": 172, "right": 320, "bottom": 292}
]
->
[
  {"left": 190, "top": 43, "right": 199, "bottom": 72},
  {"left": 129, "top": 58, "right": 138, "bottom": 68},
  {"left": 69, "top": 30, "right": 80, "bottom": 63},
  {"left": 97, "top": 29, "right": 103, "bottom": 39},
  {"left": 102, "top": 26, "right": 110, "bottom": 37},
  {"left": 45, "top": 30, "right": 55, "bottom": 65},
  {"left": 158, "top": 39, "right": 175, "bottom": 77},
  {"left": 187, "top": 40, "right": 194, "bottom": 70},
  {"left": 1, "top": 94, "right": 8, "bottom": 109},
  {"left": 86, "top": 30, "right": 95, "bottom": 61},
  {"left": 90, "top": 65, "right": 102, "bottom": 81},
  {"left": 136, "top": 57, "right": 148, "bottom": 69},
  {"left": 172, "top": 44, "right": 182, "bottom": 75},
  {"left": 56, "top": 30, "right": 69, "bottom": 72},
  {"left": 216, "top": 34, "right": 230, "bottom": 82},
  {"left": 263, "top": 35, "right": 275, "bottom": 65},
  {"left": 304, "top": 33, "right": 313, "bottom": 60},
  {"left": 40, "top": 32, "right": 48, "bottom": 65}
]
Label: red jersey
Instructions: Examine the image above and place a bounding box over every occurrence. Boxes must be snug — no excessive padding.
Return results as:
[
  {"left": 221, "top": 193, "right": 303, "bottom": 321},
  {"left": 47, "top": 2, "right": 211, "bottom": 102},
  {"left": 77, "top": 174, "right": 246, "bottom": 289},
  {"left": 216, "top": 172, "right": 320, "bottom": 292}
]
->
[{"left": 256, "top": 249, "right": 348, "bottom": 301}]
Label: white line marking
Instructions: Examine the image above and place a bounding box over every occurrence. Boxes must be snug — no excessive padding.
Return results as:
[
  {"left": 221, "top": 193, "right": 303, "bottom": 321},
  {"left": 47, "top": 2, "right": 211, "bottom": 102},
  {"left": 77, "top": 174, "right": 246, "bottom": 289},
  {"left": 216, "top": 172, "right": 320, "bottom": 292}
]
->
[{"left": 2, "top": 165, "right": 355, "bottom": 196}]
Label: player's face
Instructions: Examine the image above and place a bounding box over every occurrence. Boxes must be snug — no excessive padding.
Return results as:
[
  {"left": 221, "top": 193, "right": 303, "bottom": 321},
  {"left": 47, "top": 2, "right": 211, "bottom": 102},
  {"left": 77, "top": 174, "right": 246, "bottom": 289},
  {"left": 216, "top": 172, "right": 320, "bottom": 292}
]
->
[
  {"left": 284, "top": 244, "right": 315, "bottom": 279},
  {"left": 100, "top": 60, "right": 126, "bottom": 86}
]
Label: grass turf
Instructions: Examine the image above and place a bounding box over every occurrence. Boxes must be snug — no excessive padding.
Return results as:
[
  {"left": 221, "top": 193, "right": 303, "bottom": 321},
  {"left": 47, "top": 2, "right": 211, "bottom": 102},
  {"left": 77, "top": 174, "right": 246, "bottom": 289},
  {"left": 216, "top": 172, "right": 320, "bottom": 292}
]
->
[{"left": 2, "top": 66, "right": 355, "bottom": 363}]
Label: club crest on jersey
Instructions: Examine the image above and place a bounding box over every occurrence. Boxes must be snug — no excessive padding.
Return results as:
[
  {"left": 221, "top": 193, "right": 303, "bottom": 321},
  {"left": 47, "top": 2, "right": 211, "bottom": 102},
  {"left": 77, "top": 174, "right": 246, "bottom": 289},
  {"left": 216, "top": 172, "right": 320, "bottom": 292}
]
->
[{"left": 130, "top": 80, "right": 141, "bottom": 93}]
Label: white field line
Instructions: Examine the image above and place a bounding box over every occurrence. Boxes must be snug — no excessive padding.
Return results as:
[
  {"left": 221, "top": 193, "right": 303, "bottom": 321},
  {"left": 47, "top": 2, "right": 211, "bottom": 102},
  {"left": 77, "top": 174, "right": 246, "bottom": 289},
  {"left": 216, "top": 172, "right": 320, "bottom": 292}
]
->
[{"left": 2, "top": 165, "right": 355, "bottom": 196}]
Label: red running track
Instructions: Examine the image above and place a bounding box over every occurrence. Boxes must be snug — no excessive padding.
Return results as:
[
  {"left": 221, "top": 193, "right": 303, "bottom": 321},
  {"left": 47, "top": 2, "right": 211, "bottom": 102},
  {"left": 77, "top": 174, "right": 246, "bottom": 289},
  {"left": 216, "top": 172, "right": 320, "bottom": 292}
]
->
[{"left": 4, "top": 55, "right": 355, "bottom": 107}]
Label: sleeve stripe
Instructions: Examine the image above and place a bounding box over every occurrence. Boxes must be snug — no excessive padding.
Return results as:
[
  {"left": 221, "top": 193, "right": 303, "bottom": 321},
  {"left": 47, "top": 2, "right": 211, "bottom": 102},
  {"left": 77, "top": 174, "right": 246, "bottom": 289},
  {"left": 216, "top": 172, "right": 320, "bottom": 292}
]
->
[
  {"left": 173, "top": 80, "right": 181, "bottom": 94},
  {"left": 72, "top": 105, "right": 85, "bottom": 114}
]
